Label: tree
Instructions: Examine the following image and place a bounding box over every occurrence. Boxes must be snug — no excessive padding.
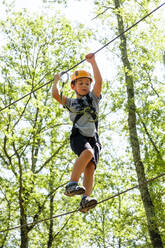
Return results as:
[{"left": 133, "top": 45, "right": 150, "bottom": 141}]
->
[
  {"left": 0, "top": 7, "right": 92, "bottom": 247},
  {"left": 91, "top": 0, "right": 165, "bottom": 247},
  {"left": 1, "top": 0, "right": 165, "bottom": 247},
  {"left": 113, "top": 0, "right": 163, "bottom": 246}
]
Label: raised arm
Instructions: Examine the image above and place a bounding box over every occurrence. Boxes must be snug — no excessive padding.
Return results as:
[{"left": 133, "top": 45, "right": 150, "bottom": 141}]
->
[
  {"left": 85, "top": 53, "right": 102, "bottom": 98},
  {"left": 52, "top": 74, "right": 66, "bottom": 105}
]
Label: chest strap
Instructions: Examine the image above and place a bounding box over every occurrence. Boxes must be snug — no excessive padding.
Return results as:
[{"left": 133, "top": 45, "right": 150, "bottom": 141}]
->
[{"left": 73, "top": 94, "right": 98, "bottom": 131}]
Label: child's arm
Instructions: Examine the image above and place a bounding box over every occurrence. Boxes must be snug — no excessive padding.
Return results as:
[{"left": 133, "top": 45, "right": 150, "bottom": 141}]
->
[
  {"left": 85, "top": 53, "right": 102, "bottom": 98},
  {"left": 52, "top": 74, "right": 66, "bottom": 105}
]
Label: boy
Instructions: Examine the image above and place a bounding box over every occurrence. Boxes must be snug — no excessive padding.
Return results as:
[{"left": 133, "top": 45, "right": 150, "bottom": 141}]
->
[{"left": 52, "top": 53, "right": 102, "bottom": 212}]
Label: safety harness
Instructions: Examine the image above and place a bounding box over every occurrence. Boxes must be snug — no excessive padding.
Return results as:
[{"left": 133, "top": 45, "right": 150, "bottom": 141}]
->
[
  {"left": 72, "top": 93, "right": 98, "bottom": 131},
  {"left": 71, "top": 93, "right": 101, "bottom": 148}
]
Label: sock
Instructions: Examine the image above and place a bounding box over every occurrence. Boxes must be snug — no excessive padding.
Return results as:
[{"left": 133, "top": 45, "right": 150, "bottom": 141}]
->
[
  {"left": 68, "top": 181, "right": 78, "bottom": 185},
  {"left": 82, "top": 194, "right": 88, "bottom": 199}
]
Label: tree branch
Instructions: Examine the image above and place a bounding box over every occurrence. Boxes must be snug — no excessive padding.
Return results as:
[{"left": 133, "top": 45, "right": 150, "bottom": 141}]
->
[
  {"left": 35, "top": 139, "right": 68, "bottom": 174},
  {"left": 91, "top": 5, "right": 115, "bottom": 20}
]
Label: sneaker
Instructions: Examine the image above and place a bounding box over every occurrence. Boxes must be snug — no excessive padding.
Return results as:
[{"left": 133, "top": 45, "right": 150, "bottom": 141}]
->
[
  {"left": 64, "top": 183, "right": 86, "bottom": 197},
  {"left": 79, "top": 196, "right": 97, "bottom": 213}
]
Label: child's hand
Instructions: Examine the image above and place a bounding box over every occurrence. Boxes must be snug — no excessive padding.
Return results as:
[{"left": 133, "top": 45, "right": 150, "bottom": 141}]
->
[
  {"left": 54, "top": 74, "right": 60, "bottom": 84},
  {"left": 85, "top": 53, "right": 95, "bottom": 64}
]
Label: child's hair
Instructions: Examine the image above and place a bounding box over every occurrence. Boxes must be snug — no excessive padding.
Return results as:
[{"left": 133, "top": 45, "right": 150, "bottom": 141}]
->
[{"left": 71, "top": 80, "right": 76, "bottom": 86}]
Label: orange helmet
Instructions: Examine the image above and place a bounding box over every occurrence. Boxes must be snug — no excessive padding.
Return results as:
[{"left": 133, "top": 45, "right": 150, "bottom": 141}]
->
[{"left": 71, "top": 70, "right": 93, "bottom": 85}]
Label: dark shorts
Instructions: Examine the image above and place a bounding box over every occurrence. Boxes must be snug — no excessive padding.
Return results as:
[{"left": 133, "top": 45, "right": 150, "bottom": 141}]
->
[{"left": 70, "top": 130, "right": 101, "bottom": 169}]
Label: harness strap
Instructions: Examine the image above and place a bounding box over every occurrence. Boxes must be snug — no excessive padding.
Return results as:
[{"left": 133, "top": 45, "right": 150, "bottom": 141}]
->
[
  {"left": 73, "top": 94, "right": 98, "bottom": 131},
  {"left": 73, "top": 113, "right": 83, "bottom": 126},
  {"left": 85, "top": 94, "right": 98, "bottom": 131}
]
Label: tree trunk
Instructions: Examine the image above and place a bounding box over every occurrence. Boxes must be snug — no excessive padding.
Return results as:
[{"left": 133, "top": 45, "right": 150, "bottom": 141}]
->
[
  {"left": 18, "top": 160, "right": 29, "bottom": 248},
  {"left": 47, "top": 194, "right": 54, "bottom": 248},
  {"left": 113, "top": 0, "right": 163, "bottom": 247},
  {"left": 19, "top": 181, "right": 29, "bottom": 248}
]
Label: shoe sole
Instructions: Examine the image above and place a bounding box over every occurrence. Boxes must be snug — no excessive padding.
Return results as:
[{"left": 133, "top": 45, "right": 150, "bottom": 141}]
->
[
  {"left": 79, "top": 199, "right": 97, "bottom": 213},
  {"left": 64, "top": 187, "right": 85, "bottom": 197}
]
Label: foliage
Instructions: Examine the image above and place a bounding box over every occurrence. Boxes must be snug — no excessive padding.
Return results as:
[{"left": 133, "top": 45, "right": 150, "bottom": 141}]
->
[
  {"left": 0, "top": 0, "right": 165, "bottom": 247},
  {"left": 0, "top": 6, "right": 92, "bottom": 248}
]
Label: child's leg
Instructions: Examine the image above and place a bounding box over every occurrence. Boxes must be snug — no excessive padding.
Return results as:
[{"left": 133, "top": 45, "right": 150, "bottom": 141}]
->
[
  {"left": 79, "top": 161, "right": 97, "bottom": 213},
  {"left": 79, "top": 142, "right": 100, "bottom": 213},
  {"left": 83, "top": 161, "right": 95, "bottom": 196},
  {"left": 70, "top": 148, "right": 93, "bottom": 182}
]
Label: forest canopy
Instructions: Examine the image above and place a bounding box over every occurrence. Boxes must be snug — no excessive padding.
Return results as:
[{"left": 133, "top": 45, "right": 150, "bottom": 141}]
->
[{"left": 0, "top": 0, "right": 165, "bottom": 247}]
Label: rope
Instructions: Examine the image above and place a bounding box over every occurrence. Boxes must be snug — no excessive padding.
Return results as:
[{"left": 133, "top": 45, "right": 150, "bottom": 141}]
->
[
  {"left": 0, "top": 2, "right": 164, "bottom": 112},
  {"left": 0, "top": 172, "right": 165, "bottom": 233}
]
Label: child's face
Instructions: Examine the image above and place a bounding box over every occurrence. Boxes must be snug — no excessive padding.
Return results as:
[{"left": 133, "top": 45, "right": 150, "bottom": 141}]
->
[{"left": 73, "top": 77, "right": 91, "bottom": 97}]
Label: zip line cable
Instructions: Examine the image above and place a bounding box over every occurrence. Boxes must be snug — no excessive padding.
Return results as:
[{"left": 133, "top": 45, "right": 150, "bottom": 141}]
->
[
  {"left": 0, "top": 2, "right": 165, "bottom": 112},
  {"left": 0, "top": 172, "right": 165, "bottom": 233}
]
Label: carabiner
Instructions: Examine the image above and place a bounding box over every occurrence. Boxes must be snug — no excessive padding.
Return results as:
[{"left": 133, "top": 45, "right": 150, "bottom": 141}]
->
[{"left": 60, "top": 71, "right": 69, "bottom": 84}]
